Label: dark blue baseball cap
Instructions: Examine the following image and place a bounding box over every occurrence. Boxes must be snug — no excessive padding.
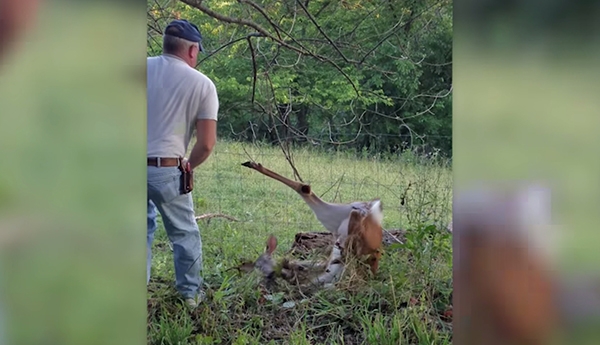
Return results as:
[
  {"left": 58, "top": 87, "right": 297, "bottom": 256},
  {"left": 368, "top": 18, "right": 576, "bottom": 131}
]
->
[{"left": 164, "top": 19, "right": 204, "bottom": 52}]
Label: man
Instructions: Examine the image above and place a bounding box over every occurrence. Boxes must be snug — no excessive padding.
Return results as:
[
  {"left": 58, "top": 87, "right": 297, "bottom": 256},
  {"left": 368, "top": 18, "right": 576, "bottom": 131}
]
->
[{"left": 146, "top": 19, "right": 218, "bottom": 308}]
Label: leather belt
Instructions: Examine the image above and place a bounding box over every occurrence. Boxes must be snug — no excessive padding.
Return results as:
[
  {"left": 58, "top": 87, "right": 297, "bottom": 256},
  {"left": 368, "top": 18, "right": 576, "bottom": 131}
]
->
[{"left": 147, "top": 157, "right": 180, "bottom": 167}]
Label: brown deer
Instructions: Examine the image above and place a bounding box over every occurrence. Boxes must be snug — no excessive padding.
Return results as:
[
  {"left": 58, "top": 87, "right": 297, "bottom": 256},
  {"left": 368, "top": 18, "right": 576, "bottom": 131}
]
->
[
  {"left": 345, "top": 201, "right": 384, "bottom": 273},
  {"left": 242, "top": 161, "right": 384, "bottom": 285},
  {"left": 253, "top": 198, "right": 385, "bottom": 287}
]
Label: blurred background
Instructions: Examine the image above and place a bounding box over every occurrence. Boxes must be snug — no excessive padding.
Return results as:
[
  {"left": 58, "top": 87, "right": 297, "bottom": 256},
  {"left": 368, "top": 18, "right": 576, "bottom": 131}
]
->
[
  {"left": 455, "top": 0, "right": 600, "bottom": 272},
  {"left": 454, "top": 0, "right": 600, "bottom": 344},
  {"left": 0, "top": 0, "right": 147, "bottom": 344}
]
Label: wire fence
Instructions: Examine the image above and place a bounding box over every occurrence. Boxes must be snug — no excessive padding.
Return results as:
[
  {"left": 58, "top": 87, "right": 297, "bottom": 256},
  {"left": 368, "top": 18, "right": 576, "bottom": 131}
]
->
[{"left": 190, "top": 134, "right": 453, "bottom": 246}]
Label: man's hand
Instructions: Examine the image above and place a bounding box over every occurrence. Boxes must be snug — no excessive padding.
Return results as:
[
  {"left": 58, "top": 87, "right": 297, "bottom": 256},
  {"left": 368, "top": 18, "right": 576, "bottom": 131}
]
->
[{"left": 181, "top": 157, "right": 191, "bottom": 172}]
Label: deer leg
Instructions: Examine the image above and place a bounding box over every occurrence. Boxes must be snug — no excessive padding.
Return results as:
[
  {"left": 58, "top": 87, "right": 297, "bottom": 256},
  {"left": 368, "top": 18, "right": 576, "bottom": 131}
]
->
[
  {"left": 368, "top": 250, "right": 382, "bottom": 274},
  {"left": 311, "top": 238, "right": 345, "bottom": 285}
]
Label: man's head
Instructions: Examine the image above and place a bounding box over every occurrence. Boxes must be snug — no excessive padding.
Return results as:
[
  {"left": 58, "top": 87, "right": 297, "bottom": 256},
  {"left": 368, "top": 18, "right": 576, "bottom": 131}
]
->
[{"left": 162, "top": 19, "right": 204, "bottom": 67}]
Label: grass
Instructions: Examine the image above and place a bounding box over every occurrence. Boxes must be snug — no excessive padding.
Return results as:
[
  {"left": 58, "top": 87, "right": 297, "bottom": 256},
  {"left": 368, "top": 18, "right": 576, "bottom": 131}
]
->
[{"left": 147, "top": 140, "right": 453, "bottom": 345}]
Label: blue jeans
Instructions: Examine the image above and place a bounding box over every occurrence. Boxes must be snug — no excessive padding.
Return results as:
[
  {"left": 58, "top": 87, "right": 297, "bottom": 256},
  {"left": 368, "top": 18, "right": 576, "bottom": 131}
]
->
[{"left": 147, "top": 166, "right": 202, "bottom": 299}]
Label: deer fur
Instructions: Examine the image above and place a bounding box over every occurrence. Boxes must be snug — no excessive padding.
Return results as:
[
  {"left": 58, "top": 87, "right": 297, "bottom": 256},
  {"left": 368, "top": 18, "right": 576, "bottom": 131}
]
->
[
  {"left": 345, "top": 199, "right": 384, "bottom": 273},
  {"left": 252, "top": 193, "right": 385, "bottom": 288}
]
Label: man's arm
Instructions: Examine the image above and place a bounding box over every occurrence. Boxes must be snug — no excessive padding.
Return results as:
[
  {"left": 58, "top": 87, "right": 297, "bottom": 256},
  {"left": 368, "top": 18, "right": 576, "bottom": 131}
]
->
[{"left": 188, "top": 119, "right": 217, "bottom": 170}]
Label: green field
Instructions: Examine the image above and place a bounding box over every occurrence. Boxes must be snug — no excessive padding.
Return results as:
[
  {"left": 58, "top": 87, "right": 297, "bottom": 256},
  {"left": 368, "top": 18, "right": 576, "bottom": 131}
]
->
[{"left": 147, "top": 140, "right": 453, "bottom": 345}]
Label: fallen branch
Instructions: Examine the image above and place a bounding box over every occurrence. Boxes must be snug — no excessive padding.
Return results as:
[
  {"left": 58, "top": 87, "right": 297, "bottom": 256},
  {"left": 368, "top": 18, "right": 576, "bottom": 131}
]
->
[{"left": 195, "top": 213, "right": 240, "bottom": 222}]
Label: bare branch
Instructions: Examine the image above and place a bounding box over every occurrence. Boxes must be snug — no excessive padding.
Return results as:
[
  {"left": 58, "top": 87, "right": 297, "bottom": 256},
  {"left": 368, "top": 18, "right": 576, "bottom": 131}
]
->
[
  {"left": 247, "top": 37, "right": 258, "bottom": 103},
  {"left": 261, "top": 72, "right": 304, "bottom": 182},
  {"left": 179, "top": 0, "right": 361, "bottom": 96},
  {"left": 195, "top": 213, "right": 240, "bottom": 222},
  {"left": 295, "top": 0, "right": 351, "bottom": 63},
  {"left": 358, "top": 0, "right": 446, "bottom": 64},
  {"left": 313, "top": 0, "right": 332, "bottom": 18},
  {"left": 238, "top": 0, "right": 283, "bottom": 40},
  {"left": 195, "top": 32, "right": 262, "bottom": 68}
]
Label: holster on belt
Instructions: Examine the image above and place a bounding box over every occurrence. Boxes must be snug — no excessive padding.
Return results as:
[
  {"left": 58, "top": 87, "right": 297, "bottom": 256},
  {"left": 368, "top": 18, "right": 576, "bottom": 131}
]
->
[{"left": 178, "top": 157, "right": 193, "bottom": 194}]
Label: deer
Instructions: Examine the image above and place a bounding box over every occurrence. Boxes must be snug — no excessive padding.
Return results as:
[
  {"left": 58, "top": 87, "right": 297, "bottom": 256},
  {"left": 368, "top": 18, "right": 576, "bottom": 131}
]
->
[
  {"left": 241, "top": 161, "right": 384, "bottom": 286},
  {"left": 253, "top": 197, "right": 385, "bottom": 288}
]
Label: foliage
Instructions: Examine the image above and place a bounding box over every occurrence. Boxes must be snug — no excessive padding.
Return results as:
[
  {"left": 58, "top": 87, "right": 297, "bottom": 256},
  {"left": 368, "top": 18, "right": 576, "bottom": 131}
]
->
[
  {"left": 147, "top": 0, "right": 453, "bottom": 157},
  {"left": 146, "top": 141, "right": 453, "bottom": 344}
]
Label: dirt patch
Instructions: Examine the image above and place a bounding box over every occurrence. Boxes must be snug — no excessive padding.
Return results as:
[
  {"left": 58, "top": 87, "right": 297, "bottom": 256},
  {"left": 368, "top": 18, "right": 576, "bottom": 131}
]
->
[
  {"left": 288, "top": 229, "right": 407, "bottom": 257},
  {"left": 287, "top": 231, "right": 333, "bottom": 258}
]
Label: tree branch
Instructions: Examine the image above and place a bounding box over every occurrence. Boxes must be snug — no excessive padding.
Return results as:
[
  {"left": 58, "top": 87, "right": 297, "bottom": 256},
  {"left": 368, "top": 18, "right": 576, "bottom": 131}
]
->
[
  {"left": 295, "top": 0, "right": 351, "bottom": 63},
  {"left": 238, "top": 0, "right": 283, "bottom": 40},
  {"left": 179, "top": 0, "right": 360, "bottom": 97},
  {"left": 358, "top": 0, "right": 446, "bottom": 65},
  {"left": 247, "top": 36, "right": 258, "bottom": 104},
  {"left": 195, "top": 33, "right": 262, "bottom": 68}
]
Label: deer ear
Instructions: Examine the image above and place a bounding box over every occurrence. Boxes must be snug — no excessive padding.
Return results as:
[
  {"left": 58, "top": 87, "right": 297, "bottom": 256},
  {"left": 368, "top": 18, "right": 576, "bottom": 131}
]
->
[
  {"left": 369, "top": 199, "right": 383, "bottom": 226},
  {"left": 266, "top": 235, "right": 278, "bottom": 254}
]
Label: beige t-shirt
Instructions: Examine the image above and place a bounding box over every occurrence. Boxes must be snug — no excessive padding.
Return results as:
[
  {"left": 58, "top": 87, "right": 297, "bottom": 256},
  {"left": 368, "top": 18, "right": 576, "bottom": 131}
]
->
[{"left": 147, "top": 54, "right": 219, "bottom": 158}]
